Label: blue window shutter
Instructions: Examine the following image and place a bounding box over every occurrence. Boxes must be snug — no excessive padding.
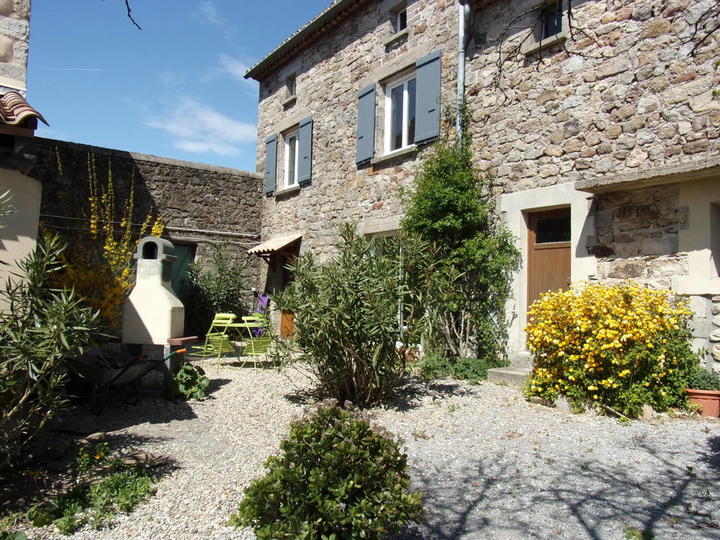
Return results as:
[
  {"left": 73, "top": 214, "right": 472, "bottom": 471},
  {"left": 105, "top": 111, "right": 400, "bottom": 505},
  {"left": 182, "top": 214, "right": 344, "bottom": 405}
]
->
[
  {"left": 297, "top": 116, "right": 313, "bottom": 186},
  {"left": 356, "top": 84, "right": 376, "bottom": 166},
  {"left": 264, "top": 134, "right": 277, "bottom": 196},
  {"left": 414, "top": 50, "right": 442, "bottom": 145}
]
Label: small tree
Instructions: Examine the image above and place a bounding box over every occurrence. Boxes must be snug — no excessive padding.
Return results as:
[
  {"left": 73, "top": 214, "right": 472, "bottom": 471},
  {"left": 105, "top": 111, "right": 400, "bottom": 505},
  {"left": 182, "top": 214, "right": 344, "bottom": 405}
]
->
[{"left": 402, "top": 113, "right": 520, "bottom": 364}]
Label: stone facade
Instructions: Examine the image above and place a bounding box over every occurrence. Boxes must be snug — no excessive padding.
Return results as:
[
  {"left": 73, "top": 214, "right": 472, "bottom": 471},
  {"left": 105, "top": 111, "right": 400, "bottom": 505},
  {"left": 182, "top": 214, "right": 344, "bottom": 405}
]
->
[
  {"left": 24, "top": 136, "right": 264, "bottom": 290},
  {"left": 468, "top": 0, "right": 719, "bottom": 193},
  {"left": 0, "top": 0, "right": 29, "bottom": 93},
  {"left": 255, "top": 0, "right": 458, "bottom": 261},
  {"left": 249, "top": 0, "right": 720, "bottom": 369}
]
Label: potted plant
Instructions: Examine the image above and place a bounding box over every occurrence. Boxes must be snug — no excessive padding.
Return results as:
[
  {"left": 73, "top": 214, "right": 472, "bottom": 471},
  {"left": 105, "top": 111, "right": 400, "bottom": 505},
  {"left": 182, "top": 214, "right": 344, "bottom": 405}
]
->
[{"left": 686, "top": 367, "right": 720, "bottom": 417}]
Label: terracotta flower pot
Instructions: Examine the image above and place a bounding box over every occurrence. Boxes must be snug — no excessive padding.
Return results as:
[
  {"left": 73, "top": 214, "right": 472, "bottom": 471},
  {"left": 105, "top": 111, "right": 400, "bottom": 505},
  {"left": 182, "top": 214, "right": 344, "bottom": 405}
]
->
[{"left": 686, "top": 388, "right": 720, "bottom": 417}]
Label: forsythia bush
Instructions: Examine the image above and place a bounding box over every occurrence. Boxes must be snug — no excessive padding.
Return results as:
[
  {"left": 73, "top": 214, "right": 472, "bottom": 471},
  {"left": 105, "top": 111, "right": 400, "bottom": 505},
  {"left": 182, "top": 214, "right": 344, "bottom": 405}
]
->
[
  {"left": 54, "top": 152, "right": 163, "bottom": 330},
  {"left": 526, "top": 281, "right": 698, "bottom": 417}
]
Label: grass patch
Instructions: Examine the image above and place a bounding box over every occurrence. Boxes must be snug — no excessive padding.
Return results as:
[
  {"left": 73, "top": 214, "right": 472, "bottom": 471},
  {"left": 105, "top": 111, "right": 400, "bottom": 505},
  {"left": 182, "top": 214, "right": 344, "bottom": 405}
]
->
[{"left": 11, "top": 441, "right": 158, "bottom": 536}]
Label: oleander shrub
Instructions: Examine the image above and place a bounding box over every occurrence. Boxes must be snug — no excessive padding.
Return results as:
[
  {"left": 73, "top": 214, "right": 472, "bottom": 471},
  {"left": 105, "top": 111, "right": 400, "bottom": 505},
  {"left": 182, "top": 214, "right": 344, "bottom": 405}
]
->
[
  {"left": 1, "top": 234, "right": 101, "bottom": 469},
  {"left": 229, "top": 404, "right": 423, "bottom": 539},
  {"left": 183, "top": 243, "right": 249, "bottom": 337},
  {"left": 274, "top": 224, "right": 426, "bottom": 407},
  {"left": 525, "top": 281, "right": 698, "bottom": 417}
]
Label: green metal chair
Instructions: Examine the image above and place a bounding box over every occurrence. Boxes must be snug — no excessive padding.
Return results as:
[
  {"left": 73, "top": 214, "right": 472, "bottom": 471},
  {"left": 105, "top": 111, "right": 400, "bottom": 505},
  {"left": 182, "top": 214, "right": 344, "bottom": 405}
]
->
[
  {"left": 242, "top": 314, "right": 272, "bottom": 365},
  {"left": 189, "top": 313, "right": 238, "bottom": 362}
]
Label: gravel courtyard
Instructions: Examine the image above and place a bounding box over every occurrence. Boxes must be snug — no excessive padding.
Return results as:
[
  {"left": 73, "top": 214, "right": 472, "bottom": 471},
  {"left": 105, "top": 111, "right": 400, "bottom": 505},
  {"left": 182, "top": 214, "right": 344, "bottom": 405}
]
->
[{"left": 30, "top": 363, "right": 720, "bottom": 540}]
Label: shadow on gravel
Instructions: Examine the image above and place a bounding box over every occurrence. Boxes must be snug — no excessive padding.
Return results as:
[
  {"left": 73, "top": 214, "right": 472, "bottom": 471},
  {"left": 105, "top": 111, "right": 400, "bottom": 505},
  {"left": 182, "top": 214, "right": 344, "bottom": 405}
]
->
[
  {"left": 389, "top": 377, "right": 473, "bottom": 412},
  {"left": 1, "top": 431, "right": 177, "bottom": 517},
  {"left": 699, "top": 435, "right": 720, "bottom": 474},
  {"left": 394, "top": 435, "right": 719, "bottom": 539}
]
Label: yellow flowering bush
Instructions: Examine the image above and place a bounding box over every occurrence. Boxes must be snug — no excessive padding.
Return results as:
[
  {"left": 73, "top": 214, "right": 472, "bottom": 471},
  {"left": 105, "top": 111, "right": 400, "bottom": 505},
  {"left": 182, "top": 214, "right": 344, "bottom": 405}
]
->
[
  {"left": 526, "top": 281, "right": 698, "bottom": 417},
  {"left": 54, "top": 152, "right": 164, "bottom": 331}
]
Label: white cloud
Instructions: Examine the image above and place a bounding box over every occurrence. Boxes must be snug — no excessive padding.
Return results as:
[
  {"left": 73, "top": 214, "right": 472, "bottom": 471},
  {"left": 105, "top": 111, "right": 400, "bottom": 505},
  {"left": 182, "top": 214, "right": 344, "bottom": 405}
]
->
[
  {"left": 198, "top": 0, "right": 223, "bottom": 27},
  {"left": 146, "top": 97, "right": 256, "bottom": 156},
  {"left": 218, "top": 54, "right": 250, "bottom": 82},
  {"left": 214, "top": 54, "right": 258, "bottom": 93},
  {"left": 196, "top": 1, "right": 236, "bottom": 40}
]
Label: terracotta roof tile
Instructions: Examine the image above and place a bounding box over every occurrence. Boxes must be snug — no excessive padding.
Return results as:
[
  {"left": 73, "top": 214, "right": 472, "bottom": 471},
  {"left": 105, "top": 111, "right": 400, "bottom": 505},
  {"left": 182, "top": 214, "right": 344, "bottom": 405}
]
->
[{"left": 0, "top": 91, "right": 48, "bottom": 127}]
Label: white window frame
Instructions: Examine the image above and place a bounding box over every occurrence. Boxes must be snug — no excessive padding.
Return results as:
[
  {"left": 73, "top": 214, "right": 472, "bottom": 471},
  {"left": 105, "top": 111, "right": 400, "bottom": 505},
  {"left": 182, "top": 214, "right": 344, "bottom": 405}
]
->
[
  {"left": 283, "top": 129, "right": 299, "bottom": 189},
  {"left": 395, "top": 8, "right": 407, "bottom": 32},
  {"left": 384, "top": 73, "right": 416, "bottom": 155}
]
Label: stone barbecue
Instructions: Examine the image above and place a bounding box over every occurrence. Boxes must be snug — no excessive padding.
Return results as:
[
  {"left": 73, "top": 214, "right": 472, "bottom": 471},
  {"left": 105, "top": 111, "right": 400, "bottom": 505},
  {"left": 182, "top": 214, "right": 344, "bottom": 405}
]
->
[{"left": 122, "top": 236, "right": 184, "bottom": 345}]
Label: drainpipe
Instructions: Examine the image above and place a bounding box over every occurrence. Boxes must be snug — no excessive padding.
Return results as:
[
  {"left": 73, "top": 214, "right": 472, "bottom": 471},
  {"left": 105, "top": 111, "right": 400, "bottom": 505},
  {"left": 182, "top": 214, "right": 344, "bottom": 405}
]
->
[{"left": 456, "top": 0, "right": 471, "bottom": 139}]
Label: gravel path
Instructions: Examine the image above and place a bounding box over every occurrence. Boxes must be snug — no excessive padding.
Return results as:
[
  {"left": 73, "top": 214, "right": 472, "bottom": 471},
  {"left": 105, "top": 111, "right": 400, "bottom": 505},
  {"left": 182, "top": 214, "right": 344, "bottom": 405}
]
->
[{"left": 25, "top": 363, "right": 720, "bottom": 540}]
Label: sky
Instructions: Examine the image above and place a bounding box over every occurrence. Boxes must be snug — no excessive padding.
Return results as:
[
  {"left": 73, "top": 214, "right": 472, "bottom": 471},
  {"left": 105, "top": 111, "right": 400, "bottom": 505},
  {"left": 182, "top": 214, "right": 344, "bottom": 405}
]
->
[{"left": 27, "top": 0, "right": 331, "bottom": 173}]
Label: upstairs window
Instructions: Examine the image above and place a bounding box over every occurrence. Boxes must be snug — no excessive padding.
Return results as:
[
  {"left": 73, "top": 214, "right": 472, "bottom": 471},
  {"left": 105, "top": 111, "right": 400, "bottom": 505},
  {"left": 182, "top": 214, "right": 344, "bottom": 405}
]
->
[
  {"left": 385, "top": 75, "right": 416, "bottom": 153},
  {"left": 395, "top": 9, "right": 407, "bottom": 32},
  {"left": 286, "top": 74, "right": 296, "bottom": 98},
  {"left": 540, "top": 1, "right": 563, "bottom": 39},
  {"left": 284, "top": 129, "right": 299, "bottom": 188}
]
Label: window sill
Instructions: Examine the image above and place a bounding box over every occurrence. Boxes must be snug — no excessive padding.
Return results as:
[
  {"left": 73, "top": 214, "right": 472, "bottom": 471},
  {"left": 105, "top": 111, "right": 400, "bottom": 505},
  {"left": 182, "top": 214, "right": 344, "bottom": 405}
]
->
[
  {"left": 384, "top": 30, "right": 408, "bottom": 47},
  {"left": 371, "top": 145, "right": 418, "bottom": 167},
  {"left": 521, "top": 31, "right": 567, "bottom": 55},
  {"left": 282, "top": 96, "right": 297, "bottom": 108},
  {"left": 274, "top": 185, "right": 301, "bottom": 198}
]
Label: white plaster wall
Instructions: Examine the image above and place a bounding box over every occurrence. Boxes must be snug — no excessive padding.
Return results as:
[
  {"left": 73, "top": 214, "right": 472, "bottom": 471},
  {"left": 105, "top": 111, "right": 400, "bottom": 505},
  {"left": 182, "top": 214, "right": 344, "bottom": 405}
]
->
[
  {"left": 673, "top": 176, "right": 720, "bottom": 296},
  {"left": 499, "top": 182, "right": 596, "bottom": 359},
  {"left": 0, "top": 168, "right": 41, "bottom": 307}
]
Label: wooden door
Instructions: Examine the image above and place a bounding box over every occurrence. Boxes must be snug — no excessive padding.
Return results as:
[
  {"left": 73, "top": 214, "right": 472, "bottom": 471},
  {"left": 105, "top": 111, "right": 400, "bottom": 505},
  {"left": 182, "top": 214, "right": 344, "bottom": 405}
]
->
[
  {"left": 527, "top": 208, "right": 571, "bottom": 309},
  {"left": 277, "top": 242, "right": 300, "bottom": 338}
]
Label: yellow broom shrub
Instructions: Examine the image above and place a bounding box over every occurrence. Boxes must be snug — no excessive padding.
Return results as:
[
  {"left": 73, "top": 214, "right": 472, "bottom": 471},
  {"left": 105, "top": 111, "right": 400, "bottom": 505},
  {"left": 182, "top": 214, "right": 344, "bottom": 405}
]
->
[
  {"left": 53, "top": 151, "right": 164, "bottom": 331},
  {"left": 525, "top": 281, "right": 698, "bottom": 417}
]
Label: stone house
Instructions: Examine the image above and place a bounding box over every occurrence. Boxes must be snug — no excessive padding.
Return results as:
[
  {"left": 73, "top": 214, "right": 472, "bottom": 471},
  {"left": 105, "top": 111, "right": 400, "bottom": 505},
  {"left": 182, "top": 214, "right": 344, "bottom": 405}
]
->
[
  {"left": 245, "top": 0, "right": 720, "bottom": 371},
  {"left": 0, "top": 0, "right": 46, "bottom": 300}
]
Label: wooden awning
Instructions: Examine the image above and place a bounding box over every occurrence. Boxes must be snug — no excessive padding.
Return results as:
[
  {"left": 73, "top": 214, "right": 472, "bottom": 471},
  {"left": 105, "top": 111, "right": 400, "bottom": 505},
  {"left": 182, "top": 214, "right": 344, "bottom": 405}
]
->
[{"left": 247, "top": 232, "right": 302, "bottom": 257}]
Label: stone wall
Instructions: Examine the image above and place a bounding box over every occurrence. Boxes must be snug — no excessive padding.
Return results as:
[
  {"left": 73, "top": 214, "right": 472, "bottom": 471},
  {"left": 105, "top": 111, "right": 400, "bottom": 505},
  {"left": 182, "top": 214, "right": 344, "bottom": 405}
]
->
[
  {"left": 24, "top": 136, "right": 264, "bottom": 289},
  {"left": 0, "top": 0, "right": 29, "bottom": 93},
  {"left": 468, "top": 0, "right": 719, "bottom": 195},
  {"left": 592, "top": 184, "right": 688, "bottom": 289},
  {"left": 255, "top": 0, "right": 458, "bottom": 259}
]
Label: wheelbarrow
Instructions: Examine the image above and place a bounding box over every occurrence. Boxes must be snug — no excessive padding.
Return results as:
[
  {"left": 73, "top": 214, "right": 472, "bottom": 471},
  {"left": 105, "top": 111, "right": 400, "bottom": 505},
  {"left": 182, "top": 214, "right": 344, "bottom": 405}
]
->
[{"left": 68, "top": 347, "right": 187, "bottom": 413}]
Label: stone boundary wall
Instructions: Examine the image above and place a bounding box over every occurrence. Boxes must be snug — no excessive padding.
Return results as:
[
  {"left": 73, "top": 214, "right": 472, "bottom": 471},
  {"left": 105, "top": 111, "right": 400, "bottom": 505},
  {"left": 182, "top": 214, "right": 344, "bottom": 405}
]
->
[{"left": 23, "top": 136, "right": 264, "bottom": 290}]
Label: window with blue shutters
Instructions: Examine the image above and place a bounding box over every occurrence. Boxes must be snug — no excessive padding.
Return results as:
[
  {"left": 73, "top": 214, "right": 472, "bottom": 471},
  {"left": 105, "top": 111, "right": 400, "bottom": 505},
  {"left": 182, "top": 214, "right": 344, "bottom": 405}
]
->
[
  {"left": 264, "top": 134, "right": 278, "bottom": 196},
  {"left": 356, "top": 51, "right": 441, "bottom": 165}
]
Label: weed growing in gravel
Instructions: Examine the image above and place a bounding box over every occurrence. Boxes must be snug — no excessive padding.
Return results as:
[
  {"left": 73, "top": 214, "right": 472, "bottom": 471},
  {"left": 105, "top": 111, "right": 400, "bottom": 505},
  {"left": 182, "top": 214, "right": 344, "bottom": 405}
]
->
[{"left": 24, "top": 442, "right": 157, "bottom": 535}]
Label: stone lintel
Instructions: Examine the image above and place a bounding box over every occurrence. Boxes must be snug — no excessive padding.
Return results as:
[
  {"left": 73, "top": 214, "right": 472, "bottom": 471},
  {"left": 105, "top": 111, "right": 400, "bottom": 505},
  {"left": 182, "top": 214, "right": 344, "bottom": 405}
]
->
[{"left": 575, "top": 156, "right": 720, "bottom": 194}]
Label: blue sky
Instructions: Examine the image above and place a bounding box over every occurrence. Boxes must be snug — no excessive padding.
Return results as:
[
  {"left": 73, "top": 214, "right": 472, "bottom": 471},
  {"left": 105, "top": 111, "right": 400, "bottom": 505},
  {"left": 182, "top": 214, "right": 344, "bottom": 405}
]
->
[{"left": 28, "top": 0, "right": 330, "bottom": 172}]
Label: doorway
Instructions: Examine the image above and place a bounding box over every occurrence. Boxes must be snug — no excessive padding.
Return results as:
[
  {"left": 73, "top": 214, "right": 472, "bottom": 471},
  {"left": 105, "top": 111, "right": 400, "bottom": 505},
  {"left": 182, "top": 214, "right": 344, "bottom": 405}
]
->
[{"left": 527, "top": 208, "right": 571, "bottom": 310}]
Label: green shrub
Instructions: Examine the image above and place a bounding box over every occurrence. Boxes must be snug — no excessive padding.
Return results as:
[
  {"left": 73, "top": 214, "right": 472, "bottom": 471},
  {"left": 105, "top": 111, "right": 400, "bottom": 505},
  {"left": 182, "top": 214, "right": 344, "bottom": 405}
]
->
[
  {"left": 171, "top": 363, "right": 210, "bottom": 400},
  {"left": 275, "top": 224, "right": 424, "bottom": 407},
  {"left": 401, "top": 109, "right": 520, "bottom": 364},
  {"left": 229, "top": 404, "right": 423, "bottom": 539},
  {"left": 526, "top": 282, "right": 698, "bottom": 417},
  {"left": 0, "top": 234, "right": 101, "bottom": 469},
  {"left": 420, "top": 353, "right": 504, "bottom": 383},
  {"left": 686, "top": 367, "right": 720, "bottom": 391},
  {"left": 182, "top": 243, "right": 249, "bottom": 336}
]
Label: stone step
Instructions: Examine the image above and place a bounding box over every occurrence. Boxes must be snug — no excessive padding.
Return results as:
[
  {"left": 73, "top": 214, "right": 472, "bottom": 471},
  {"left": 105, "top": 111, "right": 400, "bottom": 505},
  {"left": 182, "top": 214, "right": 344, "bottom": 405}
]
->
[
  {"left": 487, "top": 366, "right": 531, "bottom": 387},
  {"left": 508, "top": 350, "right": 532, "bottom": 369}
]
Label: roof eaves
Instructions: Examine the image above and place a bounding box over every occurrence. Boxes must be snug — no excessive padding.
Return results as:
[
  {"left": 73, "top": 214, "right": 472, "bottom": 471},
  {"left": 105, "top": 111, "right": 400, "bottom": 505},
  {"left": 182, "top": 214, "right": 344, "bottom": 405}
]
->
[{"left": 244, "top": 0, "right": 371, "bottom": 81}]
